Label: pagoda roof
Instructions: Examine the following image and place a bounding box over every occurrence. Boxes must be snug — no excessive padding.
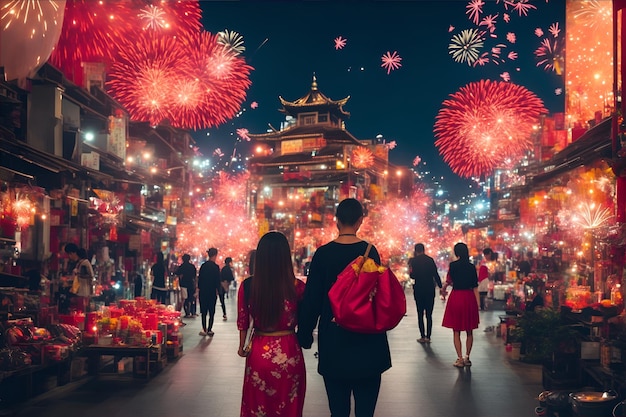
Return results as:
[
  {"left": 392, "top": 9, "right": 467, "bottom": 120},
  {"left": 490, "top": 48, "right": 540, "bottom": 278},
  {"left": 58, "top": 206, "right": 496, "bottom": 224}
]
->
[
  {"left": 248, "top": 124, "right": 364, "bottom": 146},
  {"left": 278, "top": 75, "right": 350, "bottom": 118},
  {"left": 251, "top": 144, "right": 344, "bottom": 167}
]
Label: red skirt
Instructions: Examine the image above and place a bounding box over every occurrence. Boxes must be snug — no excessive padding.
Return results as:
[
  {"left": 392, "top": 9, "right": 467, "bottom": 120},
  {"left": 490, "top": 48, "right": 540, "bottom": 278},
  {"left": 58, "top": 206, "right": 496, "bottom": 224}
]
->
[{"left": 442, "top": 289, "right": 479, "bottom": 331}]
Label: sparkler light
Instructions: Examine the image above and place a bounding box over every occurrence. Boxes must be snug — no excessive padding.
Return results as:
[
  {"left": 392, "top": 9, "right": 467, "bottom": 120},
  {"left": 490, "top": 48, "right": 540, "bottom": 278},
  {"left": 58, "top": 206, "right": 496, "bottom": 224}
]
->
[
  {"left": 434, "top": 79, "right": 547, "bottom": 178},
  {"left": 573, "top": 203, "right": 613, "bottom": 230},
  {"left": 1, "top": 0, "right": 65, "bottom": 80}
]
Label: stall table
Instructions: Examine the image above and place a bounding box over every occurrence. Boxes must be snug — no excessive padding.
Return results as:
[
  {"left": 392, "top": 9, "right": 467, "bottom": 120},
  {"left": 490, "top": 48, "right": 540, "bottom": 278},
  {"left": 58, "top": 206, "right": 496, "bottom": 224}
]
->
[{"left": 84, "top": 344, "right": 164, "bottom": 379}]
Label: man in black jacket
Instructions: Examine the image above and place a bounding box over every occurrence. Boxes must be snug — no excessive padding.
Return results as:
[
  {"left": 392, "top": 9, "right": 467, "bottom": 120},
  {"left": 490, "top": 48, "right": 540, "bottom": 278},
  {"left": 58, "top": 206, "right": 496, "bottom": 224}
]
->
[
  {"left": 197, "top": 248, "right": 221, "bottom": 336},
  {"left": 409, "top": 243, "right": 443, "bottom": 343},
  {"left": 175, "top": 254, "right": 197, "bottom": 318},
  {"left": 297, "top": 198, "right": 391, "bottom": 417}
]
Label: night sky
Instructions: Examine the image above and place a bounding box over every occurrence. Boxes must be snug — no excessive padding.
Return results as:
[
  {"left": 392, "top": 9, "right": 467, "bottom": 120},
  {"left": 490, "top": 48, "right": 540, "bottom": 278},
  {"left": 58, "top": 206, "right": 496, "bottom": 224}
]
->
[{"left": 196, "top": 1, "right": 565, "bottom": 198}]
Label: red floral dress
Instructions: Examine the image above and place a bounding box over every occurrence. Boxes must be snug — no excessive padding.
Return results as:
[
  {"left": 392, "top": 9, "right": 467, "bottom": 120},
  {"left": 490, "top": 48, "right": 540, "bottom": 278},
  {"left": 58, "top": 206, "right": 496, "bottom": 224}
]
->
[{"left": 237, "top": 279, "right": 306, "bottom": 417}]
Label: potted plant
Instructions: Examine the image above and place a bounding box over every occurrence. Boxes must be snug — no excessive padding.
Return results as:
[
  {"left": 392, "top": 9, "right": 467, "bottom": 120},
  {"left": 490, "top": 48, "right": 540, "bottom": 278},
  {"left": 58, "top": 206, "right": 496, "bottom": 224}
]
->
[{"left": 513, "top": 308, "right": 580, "bottom": 364}]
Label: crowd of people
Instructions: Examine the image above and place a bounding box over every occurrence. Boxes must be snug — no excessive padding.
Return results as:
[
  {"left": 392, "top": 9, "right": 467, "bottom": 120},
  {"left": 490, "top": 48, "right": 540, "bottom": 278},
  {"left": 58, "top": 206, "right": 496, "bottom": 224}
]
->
[{"left": 95, "top": 197, "right": 533, "bottom": 417}]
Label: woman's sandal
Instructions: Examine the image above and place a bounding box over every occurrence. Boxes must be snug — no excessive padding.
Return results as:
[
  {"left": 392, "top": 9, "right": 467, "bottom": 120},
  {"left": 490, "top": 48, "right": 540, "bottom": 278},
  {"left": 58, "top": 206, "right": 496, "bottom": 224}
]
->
[{"left": 453, "top": 358, "right": 465, "bottom": 368}]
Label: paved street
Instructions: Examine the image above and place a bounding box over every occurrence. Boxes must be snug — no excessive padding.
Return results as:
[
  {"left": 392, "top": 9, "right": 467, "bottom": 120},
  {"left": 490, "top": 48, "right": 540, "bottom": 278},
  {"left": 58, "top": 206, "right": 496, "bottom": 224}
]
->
[{"left": 6, "top": 291, "right": 543, "bottom": 417}]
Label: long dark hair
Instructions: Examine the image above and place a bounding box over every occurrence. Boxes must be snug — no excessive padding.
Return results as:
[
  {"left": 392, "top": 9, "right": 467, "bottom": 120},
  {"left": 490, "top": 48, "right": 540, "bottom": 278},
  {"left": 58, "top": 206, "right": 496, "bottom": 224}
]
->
[{"left": 250, "top": 232, "right": 296, "bottom": 329}]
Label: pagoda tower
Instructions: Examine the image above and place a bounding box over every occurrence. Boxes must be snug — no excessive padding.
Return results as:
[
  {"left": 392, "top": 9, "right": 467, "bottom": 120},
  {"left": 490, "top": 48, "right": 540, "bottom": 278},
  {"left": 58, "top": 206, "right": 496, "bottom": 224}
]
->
[{"left": 247, "top": 76, "right": 389, "bottom": 247}]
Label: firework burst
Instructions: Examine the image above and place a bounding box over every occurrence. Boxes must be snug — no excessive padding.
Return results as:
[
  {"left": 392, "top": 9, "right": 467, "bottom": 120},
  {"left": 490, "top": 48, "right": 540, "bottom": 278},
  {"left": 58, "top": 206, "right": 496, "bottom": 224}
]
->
[
  {"left": 106, "top": 32, "right": 189, "bottom": 126},
  {"left": 236, "top": 128, "right": 251, "bottom": 141},
  {"left": 466, "top": 0, "right": 485, "bottom": 25},
  {"left": 534, "top": 37, "right": 563, "bottom": 73},
  {"left": 139, "top": 1, "right": 201, "bottom": 36},
  {"left": 381, "top": 51, "right": 402, "bottom": 74},
  {"left": 173, "top": 31, "right": 253, "bottom": 129},
  {"left": 351, "top": 147, "right": 375, "bottom": 169},
  {"left": 573, "top": 203, "right": 613, "bottom": 230},
  {"left": 449, "top": 28, "right": 484, "bottom": 66},
  {"left": 334, "top": 36, "right": 347, "bottom": 50},
  {"left": 434, "top": 80, "right": 547, "bottom": 178},
  {"left": 218, "top": 29, "right": 245, "bottom": 55},
  {"left": 49, "top": 0, "right": 135, "bottom": 82}
]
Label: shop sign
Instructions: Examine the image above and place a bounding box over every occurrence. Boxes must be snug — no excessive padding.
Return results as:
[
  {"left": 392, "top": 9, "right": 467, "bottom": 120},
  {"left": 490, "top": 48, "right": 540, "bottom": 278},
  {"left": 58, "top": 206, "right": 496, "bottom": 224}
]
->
[
  {"left": 282, "top": 139, "right": 303, "bottom": 154},
  {"left": 107, "top": 115, "right": 127, "bottom": 160},
  {"left": 81, "top": 152, "right": 100, "bottom": 170},
  {"left": 166, "top": 216, "right": 177, "bottom": 225}
]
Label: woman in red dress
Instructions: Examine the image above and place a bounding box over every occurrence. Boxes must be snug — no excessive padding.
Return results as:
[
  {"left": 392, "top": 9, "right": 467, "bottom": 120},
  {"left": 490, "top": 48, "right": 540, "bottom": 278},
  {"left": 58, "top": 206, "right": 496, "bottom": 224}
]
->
[
  {"left": 237, "top": 231, "right": 306, "bottom": 417},
  {"left": 442, "top": 242, "right": 480, "bottom": 368}
]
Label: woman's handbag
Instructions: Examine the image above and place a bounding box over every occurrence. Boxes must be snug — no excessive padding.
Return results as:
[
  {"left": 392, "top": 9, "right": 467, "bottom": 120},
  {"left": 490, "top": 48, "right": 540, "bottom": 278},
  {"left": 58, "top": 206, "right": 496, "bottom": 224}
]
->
[
  {"left": 328, "top": 243, "right": 406, "bottom": 333},
  {"left": 70, "top": 275, "right": 80, "bottom": 294}
]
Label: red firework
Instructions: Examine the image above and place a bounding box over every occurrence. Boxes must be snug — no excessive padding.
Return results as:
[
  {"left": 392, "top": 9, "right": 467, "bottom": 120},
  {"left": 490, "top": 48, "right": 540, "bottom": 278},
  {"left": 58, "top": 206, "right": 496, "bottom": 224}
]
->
[
  {"left": 106, "top": 32, "right": 191, "bottom": 126},
  {"left": 169, "top": 31, "right": 253, "bottom": 129},
  {"left": 49, "top": 0, "right": 134, "bottom": 83},
  {"left": 50, "top": 1, "right": 202, "bottom": 84},
  {"left": 434, "top": 79, "right": 546, "bottom": 178},
  {"left": 351, "top": 147, "right": 374, "bottom": 169}
]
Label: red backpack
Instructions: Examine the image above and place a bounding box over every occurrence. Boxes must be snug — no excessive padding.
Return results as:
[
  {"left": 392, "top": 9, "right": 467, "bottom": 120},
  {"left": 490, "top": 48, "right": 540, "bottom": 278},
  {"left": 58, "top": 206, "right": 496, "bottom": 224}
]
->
[{"left": 328, "top": 243, "right": 406, "bottom": 333}]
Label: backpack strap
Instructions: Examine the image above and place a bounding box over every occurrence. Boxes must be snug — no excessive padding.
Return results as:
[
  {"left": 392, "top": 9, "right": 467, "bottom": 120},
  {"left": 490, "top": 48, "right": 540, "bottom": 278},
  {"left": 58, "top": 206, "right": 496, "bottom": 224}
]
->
[{"left": 363, "top": 242, "right": 373, "bottom": 259}]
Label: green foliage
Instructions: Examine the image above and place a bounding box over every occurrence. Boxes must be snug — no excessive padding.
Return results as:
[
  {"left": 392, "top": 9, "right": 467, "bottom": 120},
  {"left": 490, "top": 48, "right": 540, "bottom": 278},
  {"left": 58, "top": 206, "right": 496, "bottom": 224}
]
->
[{"left": 511, "top": 308, "right": 580, "bottom": 363}]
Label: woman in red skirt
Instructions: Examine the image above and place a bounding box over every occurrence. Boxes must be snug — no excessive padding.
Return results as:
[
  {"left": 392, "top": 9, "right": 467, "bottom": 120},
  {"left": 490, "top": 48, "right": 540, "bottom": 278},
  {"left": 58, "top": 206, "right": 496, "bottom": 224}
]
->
[
  {"left": 237, "top": 232, "right": 306, "bottom": 417},
  {"left": 442, "top": 242, "right": 480, "bottom": 368}
]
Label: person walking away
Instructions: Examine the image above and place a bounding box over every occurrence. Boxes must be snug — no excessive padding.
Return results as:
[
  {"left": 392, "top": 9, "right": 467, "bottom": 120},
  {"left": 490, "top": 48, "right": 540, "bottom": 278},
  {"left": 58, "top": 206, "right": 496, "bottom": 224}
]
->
[
  {"left": 150, "top": 252, "right": 168, "bottom": 304},
  {"left": 175, "top": 254, "right": 197, "bottom": 318},
  {"left": 297, "top": 198, "right": 391, "bottom": 417},
  {"left": 237, "top": 232, "right": 306, "bottom": 417},
  {"left": 221, "top": 257, "right": 236, "bottom": 299},
  {"left": 409, "top": 243, "right": 443, "bottom": 343},
  {"left": 442, "top": 242, "right": 480, "bottom": 368},
  {"left": 477, "top": 248, "right": 493, "bottom": 311},
  {"left": 197, "top": 248, "right": 221, "bottom": 336}
]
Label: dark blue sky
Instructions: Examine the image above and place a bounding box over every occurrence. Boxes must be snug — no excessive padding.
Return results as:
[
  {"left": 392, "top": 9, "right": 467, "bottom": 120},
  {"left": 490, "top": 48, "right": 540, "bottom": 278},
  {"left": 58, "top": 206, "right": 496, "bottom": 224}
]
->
[{"left": 196, "top": 0, "right": 565, "bottom": 197}]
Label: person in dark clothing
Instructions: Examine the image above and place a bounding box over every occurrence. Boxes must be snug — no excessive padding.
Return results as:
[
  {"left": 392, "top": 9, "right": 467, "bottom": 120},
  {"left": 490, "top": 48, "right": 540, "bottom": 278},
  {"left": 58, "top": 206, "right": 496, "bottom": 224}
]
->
[
  {"left": 442, "top": 242, "right": 480, "bottom": 368},
  {"left": 298, "top": 198, "right": 391, "bottom": 417},
  {"left": 218, "top": 257, "right": 235, "bottom": 320},
  {"left": 150, "top": 252, "right": 168, "bottom": 304},
  {"left": 197, "top": 248, "right": 221, "bottom": 336},
  {"left": 221, "top": 257, "right": 235, "bottom": 295},
  {"left": 409, "top": 243, "right": 443, "bottom": 343},
  {"left": 518, "top": 253, "right": 532, "bottom": 278},
  {"left": 175, "top": 254, "right": 197, "bottom": 318},
  {"left": 133, "top": 273, "right": 143, "bottom": 298}
]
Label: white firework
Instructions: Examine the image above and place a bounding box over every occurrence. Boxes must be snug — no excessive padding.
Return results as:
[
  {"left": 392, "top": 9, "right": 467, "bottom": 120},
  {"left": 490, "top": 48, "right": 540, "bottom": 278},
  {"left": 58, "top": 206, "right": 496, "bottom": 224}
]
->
[
  {"left": 449, "top": 28, "right": 485, "bottom": 66},
  {"left": 217, "top": 29, "right": 245, "bottom": 55}
]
